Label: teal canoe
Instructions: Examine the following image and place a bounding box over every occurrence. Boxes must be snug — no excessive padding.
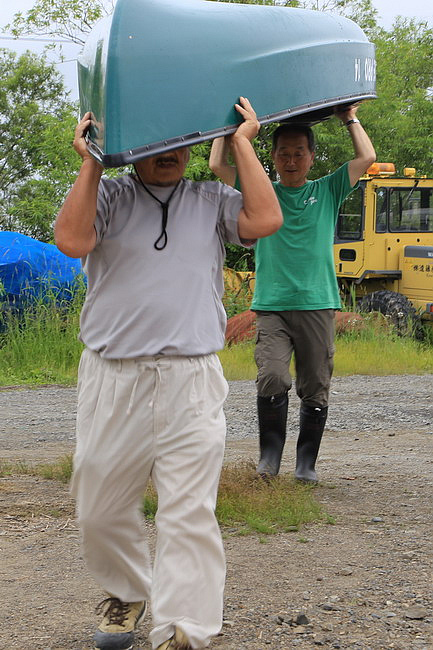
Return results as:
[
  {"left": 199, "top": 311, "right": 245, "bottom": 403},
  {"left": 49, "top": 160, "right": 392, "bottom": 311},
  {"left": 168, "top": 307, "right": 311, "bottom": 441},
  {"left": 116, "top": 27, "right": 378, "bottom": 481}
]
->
[{"left": 78, "top": 0, "right": 376, "bottom": 167}]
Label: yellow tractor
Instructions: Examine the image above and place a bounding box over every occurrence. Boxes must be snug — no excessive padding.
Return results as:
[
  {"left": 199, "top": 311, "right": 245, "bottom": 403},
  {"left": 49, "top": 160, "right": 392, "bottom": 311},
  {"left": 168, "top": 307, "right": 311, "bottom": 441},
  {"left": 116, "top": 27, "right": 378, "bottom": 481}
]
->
[{"left": 334, "top": 163, "right": 433, "bottom": 335}]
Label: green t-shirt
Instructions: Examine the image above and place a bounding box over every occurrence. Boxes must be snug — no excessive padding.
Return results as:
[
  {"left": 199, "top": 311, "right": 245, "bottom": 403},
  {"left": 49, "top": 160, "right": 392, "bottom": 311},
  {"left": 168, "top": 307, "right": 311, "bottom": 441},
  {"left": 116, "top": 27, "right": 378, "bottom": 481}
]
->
[{"left": 251, "top": 163, "right": 354, "bottom": 311}]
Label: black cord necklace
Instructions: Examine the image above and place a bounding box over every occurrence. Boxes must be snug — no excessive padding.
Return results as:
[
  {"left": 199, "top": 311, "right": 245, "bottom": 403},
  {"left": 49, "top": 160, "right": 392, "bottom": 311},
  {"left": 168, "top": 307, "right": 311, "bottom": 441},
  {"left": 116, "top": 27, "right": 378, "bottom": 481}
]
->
[{"left": 133, "top": 165, "right": 181, "bottom": 250}]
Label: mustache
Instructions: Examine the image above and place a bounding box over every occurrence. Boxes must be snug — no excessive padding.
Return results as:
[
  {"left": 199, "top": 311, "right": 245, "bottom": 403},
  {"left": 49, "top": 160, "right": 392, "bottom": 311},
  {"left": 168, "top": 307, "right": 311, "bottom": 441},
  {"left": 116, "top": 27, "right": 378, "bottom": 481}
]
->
[{"left": 155, "top": 155, "right": 178, "bottom": 164}]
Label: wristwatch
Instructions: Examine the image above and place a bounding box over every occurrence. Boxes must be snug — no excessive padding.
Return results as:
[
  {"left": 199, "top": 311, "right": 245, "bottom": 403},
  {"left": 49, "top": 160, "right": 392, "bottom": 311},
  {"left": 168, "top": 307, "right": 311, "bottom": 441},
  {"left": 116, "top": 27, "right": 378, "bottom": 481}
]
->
[{"left": 345, "top": 118, "right": 360, "bottom": 127}]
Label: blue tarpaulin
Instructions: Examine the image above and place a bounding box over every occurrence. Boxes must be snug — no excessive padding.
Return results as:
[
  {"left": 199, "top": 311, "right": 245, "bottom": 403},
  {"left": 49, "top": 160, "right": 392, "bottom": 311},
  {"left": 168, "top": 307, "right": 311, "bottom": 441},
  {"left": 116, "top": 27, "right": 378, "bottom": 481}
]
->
[{"left": 0, "top": 231, "right": 85, "bottom": 305}]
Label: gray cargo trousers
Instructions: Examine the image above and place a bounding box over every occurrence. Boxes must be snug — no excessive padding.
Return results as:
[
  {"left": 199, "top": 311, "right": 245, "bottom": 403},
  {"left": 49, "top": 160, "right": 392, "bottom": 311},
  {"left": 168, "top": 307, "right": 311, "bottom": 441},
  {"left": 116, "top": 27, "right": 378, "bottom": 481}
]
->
[{"left": 254, "top": 309, "right": 335, "bottom": 408}]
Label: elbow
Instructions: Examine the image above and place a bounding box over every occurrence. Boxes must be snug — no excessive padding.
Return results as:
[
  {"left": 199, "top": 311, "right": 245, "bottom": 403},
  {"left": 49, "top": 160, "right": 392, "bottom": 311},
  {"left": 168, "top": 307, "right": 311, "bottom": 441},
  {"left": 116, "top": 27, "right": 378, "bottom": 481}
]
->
[
  {"left": 363, "top": 149, "right": 376, "bottom": 171},
  {"left": 55, "top": 239, "right": 84, "bottom": 259},
  {"left": 54, "top": 229, "right": 94, "bottom": 259},
  {"left": 209, "top": 161, "right": 222, "bottom": 177},
  {"left": 356, "top": 150, "right": 376, "bottom": 178}
]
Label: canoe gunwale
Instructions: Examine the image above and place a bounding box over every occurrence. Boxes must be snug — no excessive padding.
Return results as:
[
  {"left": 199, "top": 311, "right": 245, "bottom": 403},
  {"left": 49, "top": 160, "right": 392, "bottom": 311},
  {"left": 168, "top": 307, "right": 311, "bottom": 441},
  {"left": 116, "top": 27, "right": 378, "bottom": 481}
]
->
[{"left": 88, "top": 91, "right": 377, "bottom": 168}]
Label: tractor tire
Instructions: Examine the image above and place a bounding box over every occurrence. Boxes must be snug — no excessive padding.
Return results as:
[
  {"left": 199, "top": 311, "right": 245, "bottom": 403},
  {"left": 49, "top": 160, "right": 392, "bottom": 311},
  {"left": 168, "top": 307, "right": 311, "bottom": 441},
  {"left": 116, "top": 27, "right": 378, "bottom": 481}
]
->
[{"left": 357, "top": 290, "right": 422, "bottom": 338}]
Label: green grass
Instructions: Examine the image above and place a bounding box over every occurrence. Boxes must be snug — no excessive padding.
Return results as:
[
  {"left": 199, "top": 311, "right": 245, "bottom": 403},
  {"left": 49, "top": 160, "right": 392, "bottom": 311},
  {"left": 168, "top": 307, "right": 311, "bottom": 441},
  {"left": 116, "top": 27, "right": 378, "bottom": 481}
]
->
[
  {"left": 216, "top": 462, "right": 326, "bottom": 534},
  {"left": 2, "top": 456, "right": 327, "bottom": 535},
  {"left": 0, "top": 454, "right": 73, "bottom": 483},
  {"left": 218, "top": 342, "right": 262, "bottom": 381},
  {"left": 335, "top": 329, "right": 433, "bottom": 375},
  {"left": 219, "top": 319, "right": 433, "bottom": 380},
  {"left": 0, "top": 287, "right": 432, "bottom": 386},
  {"left": 0, "top": 288, "right": 84, "bottom": 386}
]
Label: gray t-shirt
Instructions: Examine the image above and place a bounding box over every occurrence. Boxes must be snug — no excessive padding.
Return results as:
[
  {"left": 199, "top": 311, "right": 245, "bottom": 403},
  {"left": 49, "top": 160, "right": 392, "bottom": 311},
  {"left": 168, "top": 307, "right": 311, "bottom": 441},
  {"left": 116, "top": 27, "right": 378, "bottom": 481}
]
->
[{"left": 79, "top": 174, "right": 247, "bottom": 358}]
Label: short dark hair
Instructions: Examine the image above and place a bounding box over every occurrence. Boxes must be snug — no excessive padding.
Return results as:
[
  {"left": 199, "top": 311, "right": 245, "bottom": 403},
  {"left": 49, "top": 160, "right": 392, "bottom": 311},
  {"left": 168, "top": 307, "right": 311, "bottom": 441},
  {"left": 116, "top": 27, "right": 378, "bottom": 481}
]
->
[{"left": 272, "top": 123, "right": 315, "bottom": 152}]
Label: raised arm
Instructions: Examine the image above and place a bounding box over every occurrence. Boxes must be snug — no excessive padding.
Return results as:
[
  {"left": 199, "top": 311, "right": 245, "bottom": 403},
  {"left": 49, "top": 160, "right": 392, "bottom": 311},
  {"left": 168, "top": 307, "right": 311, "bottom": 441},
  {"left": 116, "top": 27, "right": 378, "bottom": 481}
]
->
[
  {"left": 335, "top": 104, "right": 376, "bottom": 187},
  {"left": 54, "top": 112, "right": 103, "bottom": 258},
  {"left": 225, "top": 97, "right": 282, "bottom": 239},
  {"left": 209, "top": 136, "right": 236, "bottom": 187}
]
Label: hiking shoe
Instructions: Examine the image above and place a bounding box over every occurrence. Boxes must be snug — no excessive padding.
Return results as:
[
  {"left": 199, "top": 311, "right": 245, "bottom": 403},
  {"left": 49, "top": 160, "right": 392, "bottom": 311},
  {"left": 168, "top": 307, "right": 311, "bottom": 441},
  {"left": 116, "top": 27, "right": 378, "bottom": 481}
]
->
[
  {"left": 156, "top": 626, "right": 192, "bottom": 649},
  {"left": 93, "top": 597, "right": 147, "bottom": 650}
]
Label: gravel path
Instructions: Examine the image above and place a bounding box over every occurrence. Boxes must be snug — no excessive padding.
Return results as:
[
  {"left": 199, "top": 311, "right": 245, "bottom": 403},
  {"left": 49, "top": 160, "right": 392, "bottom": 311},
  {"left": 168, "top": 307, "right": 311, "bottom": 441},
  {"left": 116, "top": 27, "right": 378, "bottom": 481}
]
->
[
  {"left": 1, "top": 376, "right": 432, "bottom": 649},
  {"left": 2, "top": 375, "right": 432, "bottom": 459}
]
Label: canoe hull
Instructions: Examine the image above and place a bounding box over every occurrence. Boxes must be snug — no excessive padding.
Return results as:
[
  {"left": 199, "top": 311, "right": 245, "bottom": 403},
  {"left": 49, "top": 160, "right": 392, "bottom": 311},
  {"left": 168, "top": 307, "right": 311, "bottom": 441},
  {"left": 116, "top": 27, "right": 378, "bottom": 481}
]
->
[{"left": 78, "top": 0, "right": 376, "bottom": 166}]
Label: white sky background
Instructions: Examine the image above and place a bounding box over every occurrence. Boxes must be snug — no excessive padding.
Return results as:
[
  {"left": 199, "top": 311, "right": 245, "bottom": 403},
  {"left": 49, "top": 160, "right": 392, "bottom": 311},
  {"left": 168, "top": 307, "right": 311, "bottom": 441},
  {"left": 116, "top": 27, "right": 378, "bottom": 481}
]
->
[
  {"left": 0, "top": 0, "right": 82, "bottom": 101},
  {"left": 0, "top": 0, "right": 432, "bottom": 102}
]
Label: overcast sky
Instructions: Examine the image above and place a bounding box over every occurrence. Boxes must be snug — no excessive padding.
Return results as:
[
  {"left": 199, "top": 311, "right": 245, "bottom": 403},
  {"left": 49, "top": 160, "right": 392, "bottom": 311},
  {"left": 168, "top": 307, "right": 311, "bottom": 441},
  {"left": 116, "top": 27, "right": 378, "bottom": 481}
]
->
[{"left": 0, "top": 0, "right": 432, "bottom": 102}]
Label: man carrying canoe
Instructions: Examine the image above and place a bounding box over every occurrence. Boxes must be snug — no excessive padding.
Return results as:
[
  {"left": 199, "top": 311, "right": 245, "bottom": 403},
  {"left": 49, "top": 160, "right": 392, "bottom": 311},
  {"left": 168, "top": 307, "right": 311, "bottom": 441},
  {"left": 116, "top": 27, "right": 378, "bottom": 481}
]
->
[
  {"left": 55, "top": 97, "right": 282, "bottom": 650},
  {"left": 210, "top": 105, "right": 375, "bottom": 484}
]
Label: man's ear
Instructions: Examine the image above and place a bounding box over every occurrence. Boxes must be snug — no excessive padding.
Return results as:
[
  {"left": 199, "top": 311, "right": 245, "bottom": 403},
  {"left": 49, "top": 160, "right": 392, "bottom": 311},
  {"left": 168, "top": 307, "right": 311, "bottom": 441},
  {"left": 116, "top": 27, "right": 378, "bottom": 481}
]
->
[{"left": 185, "top": 147, "right": 191, "bottom": 163}]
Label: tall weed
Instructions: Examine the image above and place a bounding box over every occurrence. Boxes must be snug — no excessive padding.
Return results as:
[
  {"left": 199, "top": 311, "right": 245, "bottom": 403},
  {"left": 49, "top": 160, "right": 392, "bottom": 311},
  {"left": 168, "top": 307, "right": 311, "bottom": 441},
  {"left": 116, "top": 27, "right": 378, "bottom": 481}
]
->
[
  {"left": 223, "top": 283, "right": 252, "bottom": 320},
  {"left": 335, "top": 316, "right": 433, "bottom": 375},
  {"left": 0, "top": 280, "right": 85, "bottom": 385}
]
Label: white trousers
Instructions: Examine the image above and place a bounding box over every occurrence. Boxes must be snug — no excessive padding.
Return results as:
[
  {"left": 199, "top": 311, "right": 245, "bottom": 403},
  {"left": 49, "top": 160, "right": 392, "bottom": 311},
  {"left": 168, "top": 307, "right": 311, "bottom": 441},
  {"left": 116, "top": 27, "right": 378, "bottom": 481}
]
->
[{"left": 71, "top": 348, "right": 228, "bottom": 649}]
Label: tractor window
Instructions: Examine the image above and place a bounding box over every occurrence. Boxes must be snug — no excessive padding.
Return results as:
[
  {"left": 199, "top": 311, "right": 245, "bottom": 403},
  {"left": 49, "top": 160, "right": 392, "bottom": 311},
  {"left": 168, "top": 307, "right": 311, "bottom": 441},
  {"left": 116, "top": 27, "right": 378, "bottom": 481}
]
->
[
  {"left": 389, "top": 187, "right": 433, "bottom": 232},
  {"left": 335, "top": 187, "right": 363, "bottom": 241}
]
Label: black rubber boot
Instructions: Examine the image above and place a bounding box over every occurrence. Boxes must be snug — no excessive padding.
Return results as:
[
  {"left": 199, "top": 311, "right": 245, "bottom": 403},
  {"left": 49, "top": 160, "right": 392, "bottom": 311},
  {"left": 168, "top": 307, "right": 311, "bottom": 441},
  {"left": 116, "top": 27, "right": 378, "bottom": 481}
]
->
[
  {"left": 256, "top": 392, "right": 288, "bottom": 478},
  {"left": 295, "top": 403, "right": 328, "bottom": 484}
]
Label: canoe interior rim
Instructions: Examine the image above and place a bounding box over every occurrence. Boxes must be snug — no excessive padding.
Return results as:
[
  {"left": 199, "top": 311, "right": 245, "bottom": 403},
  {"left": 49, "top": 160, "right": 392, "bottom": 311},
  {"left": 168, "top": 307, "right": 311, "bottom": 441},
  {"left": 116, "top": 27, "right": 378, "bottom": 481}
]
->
[{"left": 87, "top": 91, "right": 377, "bottom": 167}]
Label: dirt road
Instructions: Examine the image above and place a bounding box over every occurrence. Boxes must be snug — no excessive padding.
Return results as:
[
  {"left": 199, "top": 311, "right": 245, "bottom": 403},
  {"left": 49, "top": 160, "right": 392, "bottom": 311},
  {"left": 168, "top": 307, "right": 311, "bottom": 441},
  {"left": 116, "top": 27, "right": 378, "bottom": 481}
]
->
[{"left": 1, "top": 377, "right": 432, "bottom": 649}]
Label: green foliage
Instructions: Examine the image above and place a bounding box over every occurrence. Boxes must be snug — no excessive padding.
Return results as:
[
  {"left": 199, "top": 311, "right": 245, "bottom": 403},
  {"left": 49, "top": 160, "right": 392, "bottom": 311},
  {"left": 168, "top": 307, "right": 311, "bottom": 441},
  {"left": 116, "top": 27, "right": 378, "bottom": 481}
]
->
[
  {"left": 0, "top": 460, "right": 32, "bottom": 479},
  {"left": 185, "top": 142, "right": 215, "bottom": 182},
  {"left": 224, "top": 245, "right": 255, "bottom": 272},
  {"left": 223, "top": 282, "right": 252, "bottom": 319},
  {"left": 0, "top": 49, "right": 80, "bottom": 241},
  {"left": 278, "top": 20, "right": 433, "bottom": 181},
  {"left": 217, "top": 462, "right": 324, "bottom": 535},
  {"left": 37, "top": 454, "right": 73, "bottom": 483},
  {"left": 334, "top": 316, "right": 433, "bottom": 374},
  {"left": 339, "top": 0, "right": 378, "bottom": 35},
  {"left": 142, "top": 493, "right": 157, "bottom": 520},
  {"left": 218, "top": 342, "right": 257, "bottom": 381},
  {"left": 1, "top": 288, "right": 430, "bottom": 387},
  {"left": 2, "top": 455, "right": 324, "bottom": 536},
  {"left": 361, "top": 19, "right": 433, "bottom": 176},
  {"left": 422, "top": 322, "right": 433, "bottom": 345},
  {"left": 208, "top": 0, "right": 378, "bottom": 34},
  {"left": 5, "top": 0, "right": 113, "bottom": 46}
]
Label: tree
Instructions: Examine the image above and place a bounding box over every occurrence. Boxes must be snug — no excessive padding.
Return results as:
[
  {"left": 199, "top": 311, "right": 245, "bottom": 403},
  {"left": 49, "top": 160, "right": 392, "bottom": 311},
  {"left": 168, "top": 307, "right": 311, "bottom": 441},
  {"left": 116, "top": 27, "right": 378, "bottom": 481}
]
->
[
  {"left": 5, "top": 0, "right": 378, "bottom": 47},
  {"left": 313, "top": 18, "right": 433, "bottom": 179},
  {"left": 6, "top": 0, "right": 433, "bottom": 244},
  {"left": 360, "top": 19, "right": 433, "bottom": 176},
  {"left": 207, "top": 0, "right": 378, "bottom": 33},
  {"left": 0, "top": 49, "right": 80, "bottom": 241},
  {"left": 5, "top": 0, "right": 114, "bottom": 46}
]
